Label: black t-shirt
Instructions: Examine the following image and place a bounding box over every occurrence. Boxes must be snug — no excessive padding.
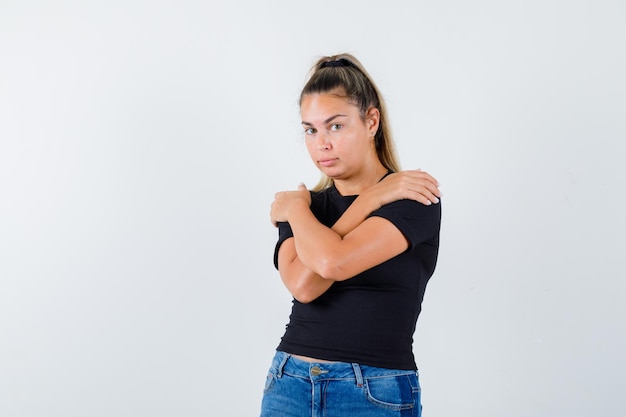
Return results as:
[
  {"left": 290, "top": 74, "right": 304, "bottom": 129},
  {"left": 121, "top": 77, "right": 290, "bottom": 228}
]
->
[{"left": 273, "top": 185, "right": 441, "bottom": 370}]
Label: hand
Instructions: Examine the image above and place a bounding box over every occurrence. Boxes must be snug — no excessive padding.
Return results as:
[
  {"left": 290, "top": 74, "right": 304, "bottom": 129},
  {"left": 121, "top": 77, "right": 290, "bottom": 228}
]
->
[
  {"left": 368, "top": 169, "right": 441, "bottom": 207},
  {"left": 270, "top": 183, "right": 312, "bottom": 227}
]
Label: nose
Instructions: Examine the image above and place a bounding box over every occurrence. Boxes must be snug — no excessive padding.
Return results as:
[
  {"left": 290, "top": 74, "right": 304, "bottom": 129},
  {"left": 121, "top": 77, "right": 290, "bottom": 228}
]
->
[{"left": 316, "top": 132, "right": 331, "bottom": 151}]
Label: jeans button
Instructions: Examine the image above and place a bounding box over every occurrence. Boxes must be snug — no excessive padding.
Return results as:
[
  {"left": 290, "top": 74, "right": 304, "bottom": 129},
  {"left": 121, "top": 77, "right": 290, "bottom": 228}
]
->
[{"left": 311, "top": 366, "right": 322, "bottom": 376}]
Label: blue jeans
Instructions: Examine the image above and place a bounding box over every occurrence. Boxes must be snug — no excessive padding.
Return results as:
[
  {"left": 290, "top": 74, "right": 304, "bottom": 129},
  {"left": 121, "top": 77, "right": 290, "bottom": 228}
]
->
[{"left": 260, "top": 351, "right": 422, "bottom": 417}]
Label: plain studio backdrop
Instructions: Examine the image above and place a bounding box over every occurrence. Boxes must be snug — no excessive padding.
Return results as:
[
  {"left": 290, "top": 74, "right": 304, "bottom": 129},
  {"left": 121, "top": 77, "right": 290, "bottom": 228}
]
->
[{"left": 1, "top": 1, "right": 624, "bottom": 416}]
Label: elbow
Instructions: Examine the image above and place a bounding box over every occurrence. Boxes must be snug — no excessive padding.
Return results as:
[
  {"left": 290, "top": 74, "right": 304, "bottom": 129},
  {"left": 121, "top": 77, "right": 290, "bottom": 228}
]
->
[
  {"left": 315, "top": 257, "right": 348, "bottom": 282},
  {"left": 292, "top": 291, "right": 316, "bottom": 304},
  {"left": 290, "top": 283, "right": 320, "bottom": 304}
]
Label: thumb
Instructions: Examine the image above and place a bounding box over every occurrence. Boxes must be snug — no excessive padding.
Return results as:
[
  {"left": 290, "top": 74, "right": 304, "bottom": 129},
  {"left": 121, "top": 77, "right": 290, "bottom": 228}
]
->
[{"left": 298, "top": 183, "right": 307, "bottom": 191}]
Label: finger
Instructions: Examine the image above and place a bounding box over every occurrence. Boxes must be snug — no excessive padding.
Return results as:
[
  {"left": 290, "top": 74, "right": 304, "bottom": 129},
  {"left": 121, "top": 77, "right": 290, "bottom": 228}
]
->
[
  {"left": 408, "top": 173, "right": 441, "bottom": 196},
  {"left": 408, "top": 168, "right": 438, "bottom": 185},
  {"left": 418, "top": 184, "right": 441, "bottom": 202},
  {"left": 412, "top": 169, "right": 439, "bottom": 187},
  {"left": 414, "top": 193, "right": 432, "bottom": 206},
  {"left": 425, "top": 190, "right": 440, "bottom": 204},
  {"left": 298, "top": 183, "right": 307, "bottom": 191},
  {"left": 421, "top": 181, "right": 441, "bottom": 198},
  {"left": 408, "top": 187, "right": 440, "bottom": 204},
  {"left": 404, "top": 175, "right": 441, "bottom": 198}
]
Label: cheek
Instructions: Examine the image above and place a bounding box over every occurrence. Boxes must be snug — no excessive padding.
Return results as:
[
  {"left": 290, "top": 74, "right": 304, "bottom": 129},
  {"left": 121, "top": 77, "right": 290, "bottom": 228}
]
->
[{"left": 304, "top": 141, "right": 318, "bottom": 162}]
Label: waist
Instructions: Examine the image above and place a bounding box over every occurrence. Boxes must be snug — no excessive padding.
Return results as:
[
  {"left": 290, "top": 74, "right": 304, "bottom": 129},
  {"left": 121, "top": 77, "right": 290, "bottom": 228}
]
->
[
  {"left": 272, "top": 351, "right": 417, "bottom": 381},
  {"left": 291, "top": 354, "right": 336, "bottom": 363}
]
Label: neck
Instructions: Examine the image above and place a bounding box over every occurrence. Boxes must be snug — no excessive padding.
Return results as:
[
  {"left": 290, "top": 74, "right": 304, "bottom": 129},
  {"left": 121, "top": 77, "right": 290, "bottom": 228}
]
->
[{"left": 334, "top": 163, "right": 389, "bottom": 196}]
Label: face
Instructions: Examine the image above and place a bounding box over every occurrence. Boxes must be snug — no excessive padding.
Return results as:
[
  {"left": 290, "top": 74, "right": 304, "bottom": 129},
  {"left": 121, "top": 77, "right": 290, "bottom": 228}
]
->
[{"left": 300, "top": 90, "right": 379, "bottom": 181}]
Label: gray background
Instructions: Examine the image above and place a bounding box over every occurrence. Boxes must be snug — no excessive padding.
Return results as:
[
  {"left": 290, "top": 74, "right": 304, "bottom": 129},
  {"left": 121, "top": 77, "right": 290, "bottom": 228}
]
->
[{"left": 1, "top": 1, "right": 624, "bottom": 416}]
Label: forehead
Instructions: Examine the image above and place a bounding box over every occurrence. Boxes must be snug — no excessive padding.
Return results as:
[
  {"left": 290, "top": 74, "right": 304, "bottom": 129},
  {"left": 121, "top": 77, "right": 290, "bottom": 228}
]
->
[{"left": 300, "top": 92, "right": 359, "bottom": 120}]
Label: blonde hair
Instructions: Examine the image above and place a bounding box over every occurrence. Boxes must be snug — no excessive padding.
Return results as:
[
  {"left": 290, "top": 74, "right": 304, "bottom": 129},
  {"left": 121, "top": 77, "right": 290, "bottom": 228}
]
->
[{"left": 300, "top": 53, "right": 400, "bottom": 191}]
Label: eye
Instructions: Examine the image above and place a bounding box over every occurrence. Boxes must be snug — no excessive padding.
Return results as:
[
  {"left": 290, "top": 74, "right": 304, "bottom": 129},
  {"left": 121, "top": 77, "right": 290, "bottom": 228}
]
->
[
  {"left": 329, "top": 123, "right": 342, "bottom": 132},
  {"left": 304, "top": 127, "right": 316, "bottom": 135}
]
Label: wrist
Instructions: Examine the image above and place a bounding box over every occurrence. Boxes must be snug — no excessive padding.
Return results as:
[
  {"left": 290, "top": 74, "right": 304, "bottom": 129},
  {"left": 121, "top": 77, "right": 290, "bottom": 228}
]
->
[
  {"left": 288, "top": 199, "right": 312, "bottom": 222},
  {"left": 358, "top": 189, "right": 382, "bottom": 212}
]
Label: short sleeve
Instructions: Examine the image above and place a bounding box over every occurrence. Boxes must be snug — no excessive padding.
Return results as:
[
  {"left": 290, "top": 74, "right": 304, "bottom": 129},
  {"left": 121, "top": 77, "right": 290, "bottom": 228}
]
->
[
  {"left": 273, "top": 222, "right": 294, "bottom": 269},
  {"left": 369, "top": 199, "right": 441, "bottom": 251}
]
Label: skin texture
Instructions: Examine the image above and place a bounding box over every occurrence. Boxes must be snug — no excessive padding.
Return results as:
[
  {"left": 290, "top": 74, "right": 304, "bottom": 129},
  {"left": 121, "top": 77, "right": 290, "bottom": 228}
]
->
[{"left": 270, "top": 90, "right": 441, "bottom": 304}]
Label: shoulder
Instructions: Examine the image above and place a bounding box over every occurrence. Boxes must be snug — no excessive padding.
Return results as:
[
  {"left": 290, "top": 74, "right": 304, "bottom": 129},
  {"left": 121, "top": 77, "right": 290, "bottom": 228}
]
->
[
  {"left": 376, "top": 198, "right": 441, "bottom": 220},
  {"left": 370, "top": 199, "right": 441, "bottom": 247}
]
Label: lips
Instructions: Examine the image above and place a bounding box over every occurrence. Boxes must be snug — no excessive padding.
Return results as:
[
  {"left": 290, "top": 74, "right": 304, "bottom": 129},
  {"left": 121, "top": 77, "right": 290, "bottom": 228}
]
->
[{"left": 318, "top": 158, "right": 338, "bottom": 167}]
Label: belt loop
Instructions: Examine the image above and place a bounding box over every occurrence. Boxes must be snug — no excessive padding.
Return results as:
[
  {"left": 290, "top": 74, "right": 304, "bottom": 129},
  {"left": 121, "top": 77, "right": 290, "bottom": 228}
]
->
[
  {"left": 351, "top": 363, "right": 364, "bottom": 388},
  {"left": 276, "top": 352, "right": 290, "bottom": 378}
]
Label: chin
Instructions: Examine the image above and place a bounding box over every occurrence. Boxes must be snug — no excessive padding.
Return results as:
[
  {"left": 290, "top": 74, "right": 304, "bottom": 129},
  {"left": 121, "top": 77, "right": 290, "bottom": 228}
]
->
[{"left": 319, "top": 167, "right": 341, "bottom": 178}]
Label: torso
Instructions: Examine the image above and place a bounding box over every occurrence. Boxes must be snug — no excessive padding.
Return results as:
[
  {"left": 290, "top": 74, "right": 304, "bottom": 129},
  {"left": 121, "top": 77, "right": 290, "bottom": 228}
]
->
[
  {"left": 274, "top": 186, "right": 441, "bottom": 370},
  {"left": 291, "top": 354, "right": 337, "bottom": 363}
]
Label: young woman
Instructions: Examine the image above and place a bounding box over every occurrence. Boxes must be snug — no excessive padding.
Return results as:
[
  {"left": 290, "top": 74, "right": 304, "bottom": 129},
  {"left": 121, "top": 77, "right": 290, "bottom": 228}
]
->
[{"left": 261, "top": 54, "right": 442, "bottom": 416}]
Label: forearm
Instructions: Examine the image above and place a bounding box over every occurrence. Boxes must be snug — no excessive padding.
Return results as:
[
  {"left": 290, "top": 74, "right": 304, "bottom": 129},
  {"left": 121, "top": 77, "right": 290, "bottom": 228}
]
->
[
  {"left": 279, "top": 254, "right": 333, "bottom": 304},
  {"left": 289, "top": 193, "right": 381, "bottom": 277},
  {"left": 288, "top": 205, "right": 342, "bottom": 277},
  {"left": 279, "top": 194, "right": 379, "bottom": 301},
  {"left": 331, "top": 192, "right": 378, "bottom": 236}
]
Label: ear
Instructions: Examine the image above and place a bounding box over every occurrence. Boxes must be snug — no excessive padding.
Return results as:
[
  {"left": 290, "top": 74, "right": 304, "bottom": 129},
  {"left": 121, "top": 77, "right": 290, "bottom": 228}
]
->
[{"left": 365, "top": 107, "right": 380, "bottom": 136}]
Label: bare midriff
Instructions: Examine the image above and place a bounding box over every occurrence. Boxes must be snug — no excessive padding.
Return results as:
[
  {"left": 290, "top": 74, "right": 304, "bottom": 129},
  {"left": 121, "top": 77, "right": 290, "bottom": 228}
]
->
[{"left": 291, "top": 354, "right": 337, "bottom": 363}]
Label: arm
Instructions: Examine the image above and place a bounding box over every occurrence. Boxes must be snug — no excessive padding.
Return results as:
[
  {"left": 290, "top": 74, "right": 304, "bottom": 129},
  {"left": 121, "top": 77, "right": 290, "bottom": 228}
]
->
[
  {"left": 285, "top": 201, "right": 408, "bottom": 281},
  {"left": 273, "top": 170, "right": 440, "bottom": 301},
  {"left": 276, "top": 189, "right": 397, "bottom": 303},
  {"left": 331, "top": 169, "right": 440, "bottom": 234}
]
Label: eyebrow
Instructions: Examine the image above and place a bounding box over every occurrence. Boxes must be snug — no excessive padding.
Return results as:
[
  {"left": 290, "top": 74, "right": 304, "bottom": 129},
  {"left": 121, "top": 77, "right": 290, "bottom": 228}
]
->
[{"left": 301, "top": 114, "right": 347, "bottom": 126}]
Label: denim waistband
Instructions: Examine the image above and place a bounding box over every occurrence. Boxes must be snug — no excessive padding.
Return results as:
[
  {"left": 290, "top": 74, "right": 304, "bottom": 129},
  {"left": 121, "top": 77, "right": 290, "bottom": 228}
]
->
[{"left": 270, "top": 351, "right": 417, "bottom": 387}]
